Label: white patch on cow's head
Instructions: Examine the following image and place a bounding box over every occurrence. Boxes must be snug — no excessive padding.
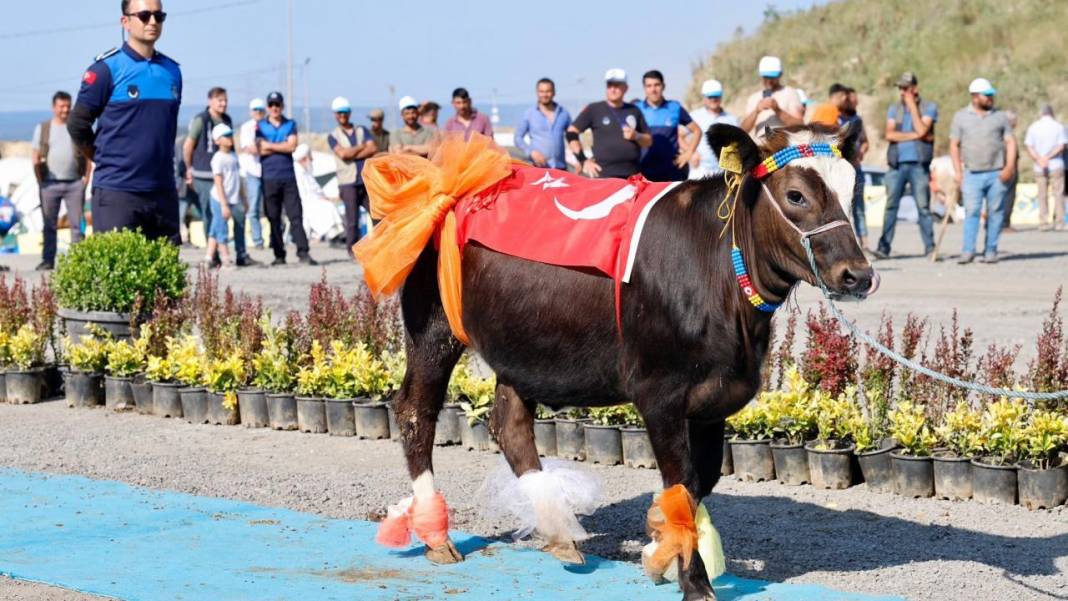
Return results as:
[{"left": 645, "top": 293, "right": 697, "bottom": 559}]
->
[{"left": 782, "top": 130, "right": 855, "bottom": 214}]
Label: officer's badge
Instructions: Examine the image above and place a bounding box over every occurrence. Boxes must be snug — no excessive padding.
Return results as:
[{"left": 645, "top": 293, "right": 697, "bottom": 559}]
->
[{"left": 127, "top": 85, "right": 140, "bottom": 99}]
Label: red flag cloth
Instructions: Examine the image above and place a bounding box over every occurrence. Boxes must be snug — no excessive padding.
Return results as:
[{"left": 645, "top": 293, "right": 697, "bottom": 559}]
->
[{"left": 455, "top": 166, "right": 680, "bottom": 283}]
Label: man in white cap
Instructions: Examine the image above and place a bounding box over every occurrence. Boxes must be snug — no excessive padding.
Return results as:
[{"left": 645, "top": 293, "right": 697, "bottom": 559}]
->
[
  {"left": 740, "top": 56, "right": 804, "bottom": 139},
  {"left": 688, "top": 79, "right": 738, "bottom": 180},
  {"left": 1024, "top": 104, "right": 1067, "bottom": 230},
  {"left": 949, "top": 78, "right": 1016, "bottom": 264},
  {"left": 239, "top": 97, "right": 267, "bottom": 249},
  {"left": 389, "top": 95, "right": 434, "bottom": 157},
  {"left": 567, "top": 68, "right": 651, "bottom": 178},
  {"left": 327, "top": 96, "right": 377, "bottom": 254}
]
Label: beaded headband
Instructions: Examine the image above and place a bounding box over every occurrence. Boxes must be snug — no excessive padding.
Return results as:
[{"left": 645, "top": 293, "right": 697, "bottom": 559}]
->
[{"left": 751, "top": 143, "right": 841, "bottom": 179}]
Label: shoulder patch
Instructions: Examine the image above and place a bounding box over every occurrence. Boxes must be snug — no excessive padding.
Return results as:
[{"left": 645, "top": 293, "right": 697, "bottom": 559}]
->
[{"left": 94, "top": 47, "right": 119, "bottom": 62}]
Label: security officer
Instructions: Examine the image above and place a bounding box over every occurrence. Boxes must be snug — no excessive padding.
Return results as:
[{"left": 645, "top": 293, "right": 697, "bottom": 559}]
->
[{"left": 68, "top": 0, "right": 182, "bottom": 243}]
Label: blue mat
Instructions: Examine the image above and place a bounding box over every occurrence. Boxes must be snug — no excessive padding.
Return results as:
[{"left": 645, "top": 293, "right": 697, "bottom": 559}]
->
[{"left": 0, "top": 469, "right": 902, "bottom": 600}]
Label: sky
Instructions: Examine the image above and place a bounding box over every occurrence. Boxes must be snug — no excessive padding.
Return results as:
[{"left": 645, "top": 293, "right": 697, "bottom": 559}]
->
[{"left": 0, "top": 0, "right": 826, "bottom": 120}]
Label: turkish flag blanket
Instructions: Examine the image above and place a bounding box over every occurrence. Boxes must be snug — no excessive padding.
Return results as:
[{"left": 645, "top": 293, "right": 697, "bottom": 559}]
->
[{"left": 454, "top": 166, "right": 681, "bottom": 284}]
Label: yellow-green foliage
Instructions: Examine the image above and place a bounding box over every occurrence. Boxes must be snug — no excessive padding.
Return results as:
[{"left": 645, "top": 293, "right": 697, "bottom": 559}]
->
[
  {"left": 762, "top": 366, "right": 818, "bottom": 444},
  {"left": 1019, "top": 410, "right": 1068, "bottom": 469},
  {"left": 328, "top": 341, "right": 389, "bottom": 399},
  {"left": 977, "top": 398, "right": 1028, "bottom": 464},
  {"left": 458, "top": 367, "right": 496, "bottom": 425},
  {"left": 295, "top": 340, "right": 330, "bottom": 397},
  {"left": 447, "top": 354, "right": 471, "bottom": 402},
  {"left": 66, "top": 335, "right": 110, "bottom": 373},
  {"left": 888, "top": 401, "right": 937, "bottom": 456},
  {"left": 728, "top": 400, "right": 775, "bottom": 440},
  {"left": 935, "top": 402, "right": 984, "bottom": 457},
  {"left": 170, "top": 335, "right": 206, "bottom": 387},
  {"left": 106, "top": 339, "right": 145, "bottom": 378},
  {"left": 9, "top": 325, "right": 45, "bottom": 370},
  {"left": 206, "top": 354, "right": 246, "bottom": 409},
  {"left": 588, "top": 405, "right": 631, "bottom": 427},
  {"left": 813, "top": 387, "right": 861, "bottom": 447},
  {"left": 251, "top": 321, "right": 294, "bottom": 393},
  {"left": 145, "top": 355, "right": 177, "bottom": 383},
  {"left": 381, "top": 349, "right": 406, "bottom": 394},
  {"left": 0, "top": 331, "right": 12, "bottom": 367}
]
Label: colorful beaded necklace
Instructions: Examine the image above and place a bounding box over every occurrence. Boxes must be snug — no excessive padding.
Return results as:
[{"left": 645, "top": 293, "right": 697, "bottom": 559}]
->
[
  {"left": 750, "top": 142, "right": 841, "bottom": 179},
  {"left": 731, "top": 244, "right": 780, "bottom": 312}
]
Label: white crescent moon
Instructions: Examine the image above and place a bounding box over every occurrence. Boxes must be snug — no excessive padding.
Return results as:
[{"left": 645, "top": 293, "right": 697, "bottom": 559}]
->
[{"left": 554, "top": 184, "right": 637, "bottom": 220}]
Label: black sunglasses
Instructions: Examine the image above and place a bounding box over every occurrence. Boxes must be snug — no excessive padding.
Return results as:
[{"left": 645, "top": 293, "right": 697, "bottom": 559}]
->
[
  {"left": 125, "top": 11, "right": 167, "bottom": 24},
  {"left": 267, "top": 102, "right": 283, "bottom": 108}
]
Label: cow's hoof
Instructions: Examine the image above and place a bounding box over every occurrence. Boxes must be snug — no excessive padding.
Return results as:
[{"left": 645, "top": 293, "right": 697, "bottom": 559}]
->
[
  {"left": 682, "top": 582, "right": 717, "bottom": 601},
  {"left": 543, "top": 541, "right": 584, "bottom": 565},
  {"left": 425, "top": 539, "right": 463, "bottom": 564}
]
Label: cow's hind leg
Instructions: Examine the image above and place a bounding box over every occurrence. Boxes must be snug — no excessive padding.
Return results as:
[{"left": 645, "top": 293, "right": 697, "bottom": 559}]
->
[{"left": 487, "top": 383, "right": 599, "bottom": 565}]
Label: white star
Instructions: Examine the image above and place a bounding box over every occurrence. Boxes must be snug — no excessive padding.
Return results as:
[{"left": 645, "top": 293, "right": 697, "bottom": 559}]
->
[{"left": 530, "top": 172, "right": 570, "bottom": 190}]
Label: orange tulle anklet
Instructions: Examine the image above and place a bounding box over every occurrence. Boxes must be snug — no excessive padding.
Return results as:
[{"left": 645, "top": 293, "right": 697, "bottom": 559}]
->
[
  {"left": 374, "top": 493, "right": 451, "bottom": 550},
  {"left": 375, "top": 496, "right": 414, "bottom": 548},
  {"left": 642, "top": 484, "right": 698, "bottom": 580}
]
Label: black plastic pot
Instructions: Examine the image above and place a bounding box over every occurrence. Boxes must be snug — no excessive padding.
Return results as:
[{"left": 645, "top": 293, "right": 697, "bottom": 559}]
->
[
  {"left": 433, "top": 404, "right": 462, "bottom": 445},
  {"left": 933, "top": 452, "right": 973, "bottom": 501},
  {"left": 65, "top": 370, "right": 104, "bottom": 408},
  {"left": 266, "top": 393, "right": 298, "bottom": 431},
  {"left": 43, "top": 365, "right": 63, "bottom": 399},
  {"left": 534, "top": 419, "right": 557, "bottom": 457},
  {"left": 152, "top": 382, "right": 183, "bottom": 418},
  {"left": 621, "top": 427, "right": 656, "bottom": 469},
  {"left": 354, "top": 399, "right": 390, "bottom": 439},
  {"left": 58, "top": 307, "right": 135, "bottom": 341},
  {"left": 1016, "top": 460, "right": 1068, "bottom": 510},
  {"left": 237, "top": 389, "right": 269, "bottom": 428},
  {"left": 131, "top": 375, "right": 153, "bottom": 415},
  {"left": 721, "top": 438, "right": 734, "bottom": 476},
  {"left": 584, "top": 424, "right": 623, "bottom": 465},
  {"left": 296, "top": 396, "right": 328, "bottom": 433},
  {"left": 806, "top": 440, "right": 855, "bottom": 489},
  {"left": 179, "top": 387, "right": 209, "bottom": 424},
  {"left": 469, "top": 420, "right": 499, "bottom": 452},
  {"left": 555, "top": 418, "right": 589, "bottom": 461},
  {"left": 325, "top": 398, "right": 357, "bottom": 437},
  {"left": 890, "top": 452, "right": 934, "bottom": 498},
  {"left": 730, "top": 438, "right": 775, "bottom": 482},
  {"left": 0, "top": 371, "right": 7, "bottom": 402},
  {"left": 7, "top": 369, "right": 45, "bottom": 405},
  {"left": 207, "top": 392, "right": 240, "bottom": 425},
  {"left": 771, "top": 440, "right": 810, "bottom": 485},
  {"left": 856, "top": 440, "right": 896, "bottom": 493},
  {"left": 971, "top": 458, "right": 1018, "bottom": 505},
  {"left": 386, "top": 402, "right": 399, "bottom": 440},
  {"left": 104, "top": 376, "right": 135, "bottom": 412},
  {"left": 458, "top": 416, "right": 479, "bottom": 450}
]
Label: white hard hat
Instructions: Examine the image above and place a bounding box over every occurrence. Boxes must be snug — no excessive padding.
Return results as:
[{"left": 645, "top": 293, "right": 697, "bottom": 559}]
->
[
  {"left": 331, "top": 96, "right": 352, "bottom": 113},
  {"left": 211, "top": 123, "right": 233, "bottom": 140},
  {"left": 398, "top": 95, "right": 419, "bottom": 111},
  {"left": 968, "top": 78, "right": 996, "bottom": 96},
  {"left": 604, "top": 68, "right": 627, "bottom": 84},
  {"left": 701, "top": 79, "right": 724, "bottom": 98},
  {"left": 248, "top": 97, "right": 266, "bottom": 111},
  {"left": 758, "top": 56, "right": 783, "bottom": 78}
]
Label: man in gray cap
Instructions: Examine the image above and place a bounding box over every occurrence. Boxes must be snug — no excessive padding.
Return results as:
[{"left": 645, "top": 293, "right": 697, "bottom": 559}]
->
[
  {"left": 1024, "top": 104, "right": 1066, "bottom": 230},
  {"left": 367, "top": 108, "right": 390, "bottom": 157}
]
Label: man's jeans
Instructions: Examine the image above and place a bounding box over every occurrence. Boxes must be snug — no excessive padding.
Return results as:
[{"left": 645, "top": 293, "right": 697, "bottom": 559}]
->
[
  {"left": 40, "top": 179, "right": 86, "bottom": 264},
  {"left": 962, "top": 169, "right": 1007, "bottom": 256},
  {"left": 878, "top": 162, "right": 934, "bottom": 254},
  {"left": 851, "top": 163, "right": 867, "bottom": 238},
  {"left": 244, "top": 174, "right": 264, "bottom": 247},
  {"left": 193, "top": 178, "right": 248, "bottom": 260},
  {"left": 192, "top": 178, "right": 214, "bottom": 246}
]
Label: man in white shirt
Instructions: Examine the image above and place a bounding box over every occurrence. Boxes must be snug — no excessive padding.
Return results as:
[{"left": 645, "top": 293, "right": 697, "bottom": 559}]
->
[
  {"left": 688, "top": 79, "right": 739, "bottom": 180},
  {"left": 239, "top": 98, "right": 266, "bottom": 248},
  {"left": 1024, "top": 104, "right": 1067, "bottom": 230},
  {"left": 739, "top": 56, "right": 804, "bottom": 141}
]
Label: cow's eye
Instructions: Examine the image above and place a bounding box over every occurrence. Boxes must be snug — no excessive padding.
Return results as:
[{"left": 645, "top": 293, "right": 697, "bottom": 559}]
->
[{"left": 786, "top": 190, "right": 807, "bottom": 206}]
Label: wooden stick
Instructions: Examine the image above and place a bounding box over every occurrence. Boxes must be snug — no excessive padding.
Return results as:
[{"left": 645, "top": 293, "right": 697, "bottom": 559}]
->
[{"left": 930, "top": 188, "right": 958, "bottom": 262}]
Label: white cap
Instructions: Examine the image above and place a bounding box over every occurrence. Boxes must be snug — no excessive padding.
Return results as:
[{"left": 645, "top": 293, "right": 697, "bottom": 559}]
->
[
  {"left": 758, "top": 55, "right": 783, "bottom": 78},
  {"left": 211, "top": 123, "right": 233, "bottom": 140},
  {"left": 293, "top": 143, "right": 310, "bottom": 161},
  {"left": 249, "top": 97, "right": 266, "bottom": 111},
  {"left": 398, "top": 95, "right": 419, "bottom": 111},
  {"left": 604, "top": 68, "right": 627, "bottom": 84},
  {"left": 700, "top": 79, "right": 724, "bottom": 98},
  {"left": 331, "top": 96, "right": 352, "bottom": 113},
  {"left": 968, "top": 78, "right": 996, "bottom": 96}
]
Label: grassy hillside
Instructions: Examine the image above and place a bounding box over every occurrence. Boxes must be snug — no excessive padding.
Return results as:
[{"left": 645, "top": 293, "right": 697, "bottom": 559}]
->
[{"left": 690, "top": 0, "right": 1068, "bottom": 164}]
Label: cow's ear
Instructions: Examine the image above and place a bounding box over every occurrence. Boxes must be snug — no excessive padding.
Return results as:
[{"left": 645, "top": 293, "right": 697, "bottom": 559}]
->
[
  {"left": 837, "top": 120, "right": 863, "bottom": 164},
  {"left": 706, "top": 124, "right": 762, "bottom": 174}
]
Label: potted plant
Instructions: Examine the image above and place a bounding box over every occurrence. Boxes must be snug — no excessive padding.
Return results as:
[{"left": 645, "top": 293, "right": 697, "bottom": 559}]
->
[
  {"left": 888, "top": 401, "right": 938, "bottom": 497},
  {"left": 252, "top": 321, "right": 298, "bottom": 431},
  {"left": 172, "top": 335, "right": 209, "bottom": 425},
  {"left": 294, "top": 341, "right": 329, "bottom": 433},
  {"left": 1016, "top": 410, "right": 1068, "bottom": 510},
  {"left": 235, "top": 318, "right": 270, "bottom": 428},
  {"left": 205, "top": 354, "right": 243, "bottom": 426},
  {"left": 727, "top": 400, "right": 776, "bottom": 482},
  {"left": 53, "top": 230, "right": 187, "bottom": 340},
  {"left": 435, "top": 357, "right": 467, "bottom": 446},
  {"left": 534, "top": 404, "right": 557, "bottom": 457},
  {"left": 7, "top": 325, "right": 48, "bottom": 404},
  {"left": 850, "top": 402, "right": 897, "bottom": 493},
  {"left": 346, "top": 344, "right": 390, "bottom": 439},
  {"left": 932, "top": 402, "right": 982, "bottom": 501},
  {"left": 585, "top": 406, "right": 626, "bottom": 465},
  {"left": 805, "top": 388, "right": 859, "bottom": 489},
  {"left": 555, "top": 407, "right": 589, "bottom": 461},
  {"left": 104, "top": 338, "right": 144, "bottom": 412},
  {"left": 619, "top": 404, "right": 655, "bottom": 469},
  {"left": 458, "top": 371, "right": 497, "bottom": 452},
  {"left": 381, "top": 349, "right": 406, "bottom": 440},
  {"left": 145, "top": 353, "right": 182, "bottom": 418},
  {"left": 768, "top": 367, "right": 816, "bottom": 485},
  {"left": 853, "top": 316, "right": 899, "bottom": 492},
  {"left": 0, "top": 331, "right": 10, "bottom": 402},
  {"left": 972, "top": 398, "right": 1026, "bottom": 505},
  {"left": 64, "top": 335, "right": 108, "bottom": 408}
]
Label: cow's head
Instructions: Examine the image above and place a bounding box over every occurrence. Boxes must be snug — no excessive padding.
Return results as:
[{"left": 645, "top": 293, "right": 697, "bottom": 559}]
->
[{"left": 707, "top": 123, "right": 877, "bottom": 301}]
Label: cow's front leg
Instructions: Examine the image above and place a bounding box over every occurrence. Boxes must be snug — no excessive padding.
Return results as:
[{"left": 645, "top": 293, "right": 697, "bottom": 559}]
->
[{"left": 639, "top": 396, "right": 717, "bottom": 601}]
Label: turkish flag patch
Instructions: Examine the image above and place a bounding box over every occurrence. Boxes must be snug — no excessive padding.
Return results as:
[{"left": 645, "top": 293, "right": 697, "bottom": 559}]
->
[{"left": 83, "top": 71, "right": 97, "bottom": 85}]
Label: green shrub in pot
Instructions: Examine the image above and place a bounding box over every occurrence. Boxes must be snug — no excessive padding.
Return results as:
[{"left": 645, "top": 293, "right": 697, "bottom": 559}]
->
[
  {"left": 66, "top": 335, "right": 110, "bottom": 374},
  {"left": 106, "top": 338, "right": 146, "bottom": 378},
  {"left": 251, "top": 320, "right": 296, "bottom": 393},
  {"left": 934, "top": 402, "right": 983, "bottom": 458},
  {"left": 588, "top": 405, "right": 630, "bottom": 426},
  {"left": 619, "top": 404, "right": 644, "bottom": 428},
  {"left": 764, "top": 366, "right": 817, "bottom": 445},
  {"left": 888, "top": 401, "right": 937, "bottom": 456},
  {"left": 170, "top": 335, "right": 206, "bottom": 387},
  {"left": 976, "top": 398, "right": 1028, "bottom": 465},
  {"left": 206, "top": 354, "right": 246, "bottom": 410},
  {"left": 295, "top": 341, "right": 331, "bottom": 397},
  {"left": 458, "top": 370, "right": 496, "bottom": 426},
  {"left": 727, "top": 400, "right": 775, "bottom": 441},
  {"left": 381, "top": 349, "right": 406, "bottom": 397},
  {"left": 53, "top": 230, "right": 187, "bottom": 314},
  {"left": 9, "top": 325, "right": 47, "bottom": 370},
  {"left": 1018, "top": 410, "right": 1068, "bottom": 470}
]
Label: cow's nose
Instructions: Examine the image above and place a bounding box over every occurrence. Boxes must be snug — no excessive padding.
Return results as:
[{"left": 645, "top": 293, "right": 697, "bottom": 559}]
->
[{"left": 836, "top": 264, "right": 876, "bottom": 296}]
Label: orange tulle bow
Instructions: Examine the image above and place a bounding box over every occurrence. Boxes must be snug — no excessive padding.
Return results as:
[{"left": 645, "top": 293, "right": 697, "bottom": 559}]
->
[
  {"left": 374, "top": 492, "right": 451, "bottom": 550},
  {"left": 354, "top": 133, "right": 514, "bottom": 345},
  {"left": 647, "top": 484, "right": 699, "bottom": 574}
]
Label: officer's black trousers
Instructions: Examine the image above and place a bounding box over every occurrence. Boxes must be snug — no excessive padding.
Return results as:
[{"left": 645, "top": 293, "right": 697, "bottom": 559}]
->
[{"left": 261, "top": 179, "right": 310, "bottom": 260}]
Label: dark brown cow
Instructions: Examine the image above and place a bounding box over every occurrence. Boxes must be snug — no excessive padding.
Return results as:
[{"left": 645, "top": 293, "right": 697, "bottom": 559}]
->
[{"left": 388, "top": 123, "right": 874, "bottom": 601}]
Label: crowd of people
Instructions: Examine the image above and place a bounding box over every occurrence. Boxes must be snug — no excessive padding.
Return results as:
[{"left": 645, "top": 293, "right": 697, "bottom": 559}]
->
[{"left": 26, "top": 0, "right": 1068, "bottom": 271}]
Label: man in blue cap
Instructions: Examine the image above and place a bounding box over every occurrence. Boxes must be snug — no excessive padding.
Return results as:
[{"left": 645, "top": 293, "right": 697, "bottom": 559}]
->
[
  {"left": 68, "top": 0, "right": 182, "bottom": 243},
  {"left": 257, "top": 91, "right": 316, "bottom": 266}
]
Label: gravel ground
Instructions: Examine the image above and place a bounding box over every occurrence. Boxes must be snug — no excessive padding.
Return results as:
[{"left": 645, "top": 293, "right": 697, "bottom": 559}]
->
[{"left": 2, "top": 222, "right": 1067, "bottom": 601}]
